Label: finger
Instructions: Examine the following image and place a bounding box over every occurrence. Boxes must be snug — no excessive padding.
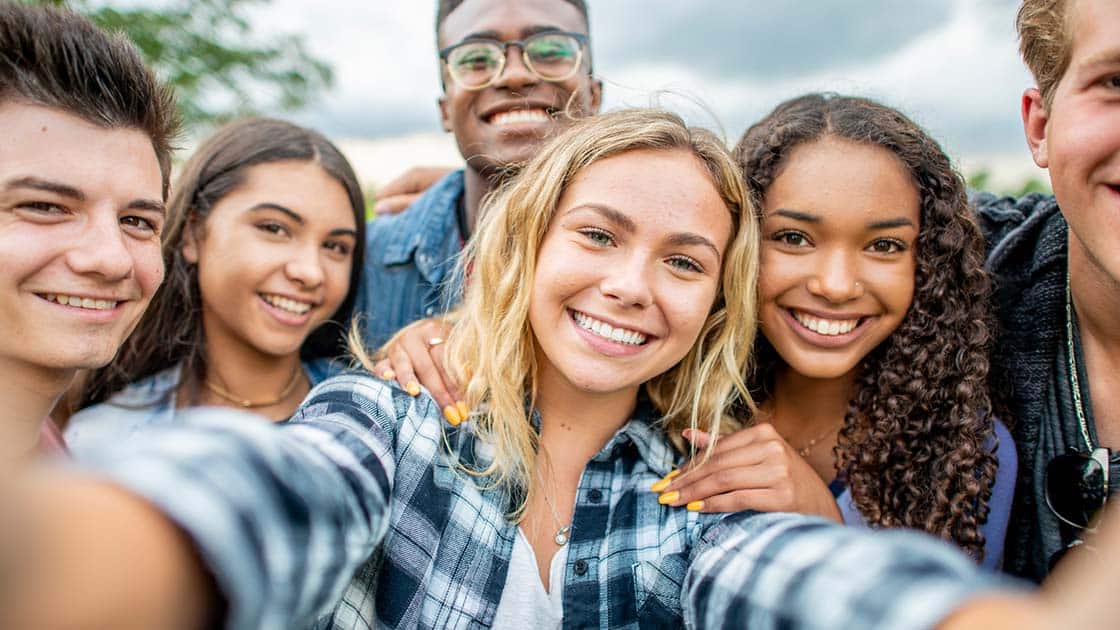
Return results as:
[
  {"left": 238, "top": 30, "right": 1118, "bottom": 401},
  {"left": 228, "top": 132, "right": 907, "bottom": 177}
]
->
[
  {"left": 686, "top": 488, "right": 789, "bottom": 514},
  {"left": 668, "top": 440, "right": 787, "bottom": 499},
  {"left": 384, "top": 342, "right": 420, "bottom": 398},
  {"left": 663, "top": 460, "right": 784, "bottom": 507},
  {"left": 679, "top": 423, "right": 776, "bottom": 473},
  {"left": 395, "top": 333, "right": 461, "bottom": 423},
  {"left": 427, "top": 343, "right": 465, "bottom": 411},
  {"left": 373, "top": 193, "right": 420, "bottom": 216},
  {"left": 371, "top": 359, "right": 396, "bottom": 381}
]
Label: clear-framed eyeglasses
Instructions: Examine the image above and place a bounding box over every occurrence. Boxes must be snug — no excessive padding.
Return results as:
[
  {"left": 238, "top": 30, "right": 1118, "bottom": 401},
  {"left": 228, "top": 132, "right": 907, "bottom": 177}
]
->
[{"left": 439, "top": 31, "right": 590, "bottom": 91}]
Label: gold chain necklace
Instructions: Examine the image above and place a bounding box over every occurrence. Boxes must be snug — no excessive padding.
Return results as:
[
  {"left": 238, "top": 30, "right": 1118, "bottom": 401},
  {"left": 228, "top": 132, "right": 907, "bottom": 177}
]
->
[
  {"left": 205, "top": 367, "right": 303, "bottom": 409},
  {"left": 789, "top": 422, "right": 841, "bottom": 458}
]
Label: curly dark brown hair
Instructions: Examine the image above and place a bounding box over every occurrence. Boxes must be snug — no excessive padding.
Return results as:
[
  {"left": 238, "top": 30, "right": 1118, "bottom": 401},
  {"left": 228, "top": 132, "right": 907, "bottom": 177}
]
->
[{"left": 734, "top": 93, "right": 999, "bottom": 560}]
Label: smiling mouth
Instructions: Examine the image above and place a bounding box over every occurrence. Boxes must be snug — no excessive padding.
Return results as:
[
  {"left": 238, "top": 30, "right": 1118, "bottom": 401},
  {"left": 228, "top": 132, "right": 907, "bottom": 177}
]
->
[
  {"left": 570, "top": 309, "right": 649, "bottom": 345},
  {"left": 486, "top": 107, "right": 554, "bottom": 126},
  {"left": 260, "top": 293, "right": 314, "bottom": 316},
  {"left": 41, "top": 293, "right": 119, "bottom": 311},
  {"left": 790, "top": 309, "right": 864, "bottom": 336}
]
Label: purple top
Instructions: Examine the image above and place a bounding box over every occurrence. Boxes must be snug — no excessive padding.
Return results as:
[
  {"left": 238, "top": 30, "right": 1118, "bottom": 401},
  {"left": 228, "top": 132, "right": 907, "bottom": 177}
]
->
[{"left": 832, "top": 417, "right": 1016, "bottom": 570}]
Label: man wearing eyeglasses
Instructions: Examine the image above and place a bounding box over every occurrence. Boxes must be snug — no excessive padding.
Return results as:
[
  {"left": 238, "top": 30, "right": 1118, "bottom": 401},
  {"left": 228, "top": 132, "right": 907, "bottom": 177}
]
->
[
  {"left": 353, "top": 0, "right": 602, "bottom": 359},
  {"left": 973, "top": 0, "right": 1120, "bottom": 582}
]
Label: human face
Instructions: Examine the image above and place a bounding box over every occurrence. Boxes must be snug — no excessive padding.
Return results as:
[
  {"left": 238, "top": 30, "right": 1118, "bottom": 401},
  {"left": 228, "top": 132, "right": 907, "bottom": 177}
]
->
[
  {"left": 529, "top": 149, "right": 731, "bottom": 401},
  {"left": 184, "top": 161, "right": 357, "bottom": 361},
  {"left": 1024, "top": 0, "right": 1120, "bottom": 290},
  {"left": 438, "top": 0, "right": 603, "bottom": 179},
  {"left": 758, "top": 138, "right": 919, "bottom": 381},
  {"left": 0, "top": 102, "right": 165, "bottom": 375}
]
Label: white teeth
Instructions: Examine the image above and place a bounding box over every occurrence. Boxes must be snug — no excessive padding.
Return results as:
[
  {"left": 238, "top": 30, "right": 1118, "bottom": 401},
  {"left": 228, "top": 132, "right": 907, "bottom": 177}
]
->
[
  {"left": 262, "top": 293, "right": 312, "bottom": 315},
  {"left": 792, "top": 311, "right": 859, "bottom": 336},
  {"left": 572, "top": 310, "right": 648, "bottom": 346},
  {"left": 490, "top": 108, "right": 550, "bottom": 126},
  {"left": 44, "top": 294, "right": 117, "bottom": 311}
]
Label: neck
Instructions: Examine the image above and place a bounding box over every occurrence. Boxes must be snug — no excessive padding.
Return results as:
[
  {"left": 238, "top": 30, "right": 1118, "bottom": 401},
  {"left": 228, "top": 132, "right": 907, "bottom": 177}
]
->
[
  {"left": 0, "top": 358, "right": 73, "bottom": 461},
  {"left": 199, "top": 339, "right": 306, "bottom": 421},
  {"left": 767, "top": 366, "right": 855, "bottom": 442},
  {"left": 534, "top": 374, "right": 638, "bottom": 470},
  {"left": 462, "top": 167, "right": 494, "bottom": 236},
  {"left": 1069, "top": 234, "right": 1120, "bottom": 355}
]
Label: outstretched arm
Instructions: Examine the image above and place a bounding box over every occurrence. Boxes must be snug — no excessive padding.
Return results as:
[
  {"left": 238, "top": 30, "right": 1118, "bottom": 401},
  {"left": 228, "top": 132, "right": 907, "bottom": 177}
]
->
[{"left": 1, "top": 373, "right": 405, "bottom": 630}]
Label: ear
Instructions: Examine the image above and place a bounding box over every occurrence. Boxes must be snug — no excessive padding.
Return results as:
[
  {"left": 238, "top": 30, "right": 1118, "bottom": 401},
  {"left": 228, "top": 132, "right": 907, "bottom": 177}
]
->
[
  {"left": 181, "top": 224, "right": 200, "bottom": 264},
  {"left": 1022, "top": 88, "right": 1050, "bottom": 168},
  {"left": 438, "top": 95, "right": 453, "bottom": 133},
  {"left": 588, "top": 77, "right": 604, "bottom": 115}
]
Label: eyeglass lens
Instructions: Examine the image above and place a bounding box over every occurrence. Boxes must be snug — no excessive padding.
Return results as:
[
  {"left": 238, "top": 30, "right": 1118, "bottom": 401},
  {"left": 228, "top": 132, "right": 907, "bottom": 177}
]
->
[
  {"left": 1045, "top": 452, "right": 1108, "bottom": 529},
  {"left": 446, "top": 33, "right": 582, "bottom": 88}
]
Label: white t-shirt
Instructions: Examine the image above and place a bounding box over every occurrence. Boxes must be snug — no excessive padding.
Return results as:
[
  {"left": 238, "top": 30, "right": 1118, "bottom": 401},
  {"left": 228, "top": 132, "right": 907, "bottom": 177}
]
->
[{"left": 491, "top": 528, "right": 568, "bottom": 629}]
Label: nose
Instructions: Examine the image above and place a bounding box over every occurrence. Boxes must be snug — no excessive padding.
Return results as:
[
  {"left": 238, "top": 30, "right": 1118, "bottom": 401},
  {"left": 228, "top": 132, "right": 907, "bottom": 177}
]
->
[
  {"left": 65, "top": 209, "right": 135, "bottom": 281},
  {"left": 494, "top": 43, "right": 537, "bottom": 91},
  {"left": 599, "top": 253, "right": 654, "bottom": 308},
  {"left": 285, "top": 243, "right": 325, "bottom": 290},
  {"left": 806, "top": 248, "right": 865, "bottom": 303}
]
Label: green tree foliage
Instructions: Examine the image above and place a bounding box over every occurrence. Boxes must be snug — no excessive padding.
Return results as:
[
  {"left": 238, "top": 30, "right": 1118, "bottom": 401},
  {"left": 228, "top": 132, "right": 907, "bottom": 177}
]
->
[
  {"left": 37, "top": 0, "right": 333, "bottom": 130},
  {"left": 967, "top": 168, "right": 1051, "bottom": 197}
]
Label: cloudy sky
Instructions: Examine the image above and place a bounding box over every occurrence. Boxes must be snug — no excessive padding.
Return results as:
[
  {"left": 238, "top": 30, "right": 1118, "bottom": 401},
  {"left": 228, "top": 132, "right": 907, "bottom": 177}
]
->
[{"left": 251, "top": 0, "right": 1043, "bottom": 189}]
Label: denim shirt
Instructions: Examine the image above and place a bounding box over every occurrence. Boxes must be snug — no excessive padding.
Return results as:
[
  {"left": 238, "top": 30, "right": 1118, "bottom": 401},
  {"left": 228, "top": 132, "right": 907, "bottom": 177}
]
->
[
  {"left": 356, "top": 170, "right": 467, "bottom": 351},
  {"left": 80, "top": 373, "right": 1010, "bottom": 629}
]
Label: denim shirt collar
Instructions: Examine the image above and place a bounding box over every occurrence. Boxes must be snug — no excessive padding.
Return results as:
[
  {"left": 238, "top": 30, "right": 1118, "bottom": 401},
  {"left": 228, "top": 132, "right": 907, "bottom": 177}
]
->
[{"left": 379, "top": 169, "right": 466, "bottom": 283}]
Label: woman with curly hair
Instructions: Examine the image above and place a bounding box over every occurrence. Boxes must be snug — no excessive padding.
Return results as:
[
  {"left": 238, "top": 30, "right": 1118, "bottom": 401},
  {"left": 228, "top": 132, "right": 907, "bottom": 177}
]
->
[{"left": 656, "top": 93, "right": 1016, "bottom": 567}]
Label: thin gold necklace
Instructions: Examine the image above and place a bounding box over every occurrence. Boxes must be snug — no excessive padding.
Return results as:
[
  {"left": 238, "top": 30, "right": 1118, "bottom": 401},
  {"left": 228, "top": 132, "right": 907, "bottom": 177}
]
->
[
  {"left": 205, "top": 367, "right": 303, "bottom": 409},
  {"left": 789, "top": 422, "right": 841, "bottom": 458}
]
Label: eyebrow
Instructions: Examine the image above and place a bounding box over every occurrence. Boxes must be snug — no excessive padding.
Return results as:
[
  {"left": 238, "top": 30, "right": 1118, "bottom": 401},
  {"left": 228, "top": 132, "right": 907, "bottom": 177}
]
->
[
  {"left": 5, "top": 176, "right": 85, "bottom": 200},
  {"left": 250, "top": 203, "right": 358, "bottom": 238},
  {"left": 771, "top": 208, "right": 915, "bottom": 230},
  {"left": 1077, "top": 49, "right": 1120, "bottom": 71},
  {"left": 569, "top": 203, "right": 722, "bottom": 259},
  {"left": 6, "top": 176, "right": 165, "bottom": 215},
  {"left": 459, "top": 25, "right": 566, "bottom": 41}
]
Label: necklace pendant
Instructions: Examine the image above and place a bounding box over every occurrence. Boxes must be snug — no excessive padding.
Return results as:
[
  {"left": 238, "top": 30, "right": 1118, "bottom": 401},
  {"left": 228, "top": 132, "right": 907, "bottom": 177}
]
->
[{"left": 554, "top": 526, "right": 570, "bottom": 546}]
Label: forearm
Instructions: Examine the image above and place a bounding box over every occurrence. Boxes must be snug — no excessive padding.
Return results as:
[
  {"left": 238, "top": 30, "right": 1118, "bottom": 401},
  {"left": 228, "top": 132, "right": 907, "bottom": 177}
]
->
[{"left": 685, "top": 512, "right": 1021, "bottom": 630}]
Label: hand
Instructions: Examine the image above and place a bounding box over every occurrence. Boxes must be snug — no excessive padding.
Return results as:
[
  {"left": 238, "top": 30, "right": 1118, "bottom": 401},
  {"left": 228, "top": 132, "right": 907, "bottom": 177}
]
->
[
  {"left": 652, "top": 423, "right": 842, "bottom": 521},
  {"left": 372, "top": 166, "right": 456, "bottom": 215},
  {"left": 372, "top": 318, "right": 467, "bottom": 425}
]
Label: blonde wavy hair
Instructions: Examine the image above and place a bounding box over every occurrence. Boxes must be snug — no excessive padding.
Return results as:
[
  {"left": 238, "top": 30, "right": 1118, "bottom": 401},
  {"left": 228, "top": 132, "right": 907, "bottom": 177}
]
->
[{"left": 405, "top": 108, "right": 760, "bottom": 503}]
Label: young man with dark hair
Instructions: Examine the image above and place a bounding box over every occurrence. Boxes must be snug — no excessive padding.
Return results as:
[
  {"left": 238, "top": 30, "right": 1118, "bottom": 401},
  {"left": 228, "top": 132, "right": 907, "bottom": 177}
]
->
[
  {"left": 355, "top": 0, "right": 601, "bottom": 355},
  {"left": 0, "top": 2, "right": 178, "bottom": 461},
  {"left": 973, "top": 0, "right": 1120, "bottom": 581}
]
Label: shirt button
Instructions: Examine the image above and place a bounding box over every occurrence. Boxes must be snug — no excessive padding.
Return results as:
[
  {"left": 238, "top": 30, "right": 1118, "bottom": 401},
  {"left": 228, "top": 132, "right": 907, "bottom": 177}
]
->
[
  {"left": 425, "top": 307, "right": 434, "bottom": 315},
  {"left": 573, "top": 559, "right": 589, "bottom": 576},
  {"left": 587, "top": 489, "right": 603, "bottom": 503}
]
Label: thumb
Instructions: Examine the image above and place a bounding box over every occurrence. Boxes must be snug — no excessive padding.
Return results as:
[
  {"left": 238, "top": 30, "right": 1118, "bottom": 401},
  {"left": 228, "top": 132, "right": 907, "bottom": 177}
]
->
[{"left": 682, "top": 428, "right": 713, "bottom": 450}]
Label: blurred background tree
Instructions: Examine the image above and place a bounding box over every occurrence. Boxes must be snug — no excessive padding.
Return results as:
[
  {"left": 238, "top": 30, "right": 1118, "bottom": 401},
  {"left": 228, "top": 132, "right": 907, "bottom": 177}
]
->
[
  {"left": 967, "top": 168, "right": 1051, "bottom": 197},
  {"left": 35, "top": 0, "right": 333, "bottom": 132}
]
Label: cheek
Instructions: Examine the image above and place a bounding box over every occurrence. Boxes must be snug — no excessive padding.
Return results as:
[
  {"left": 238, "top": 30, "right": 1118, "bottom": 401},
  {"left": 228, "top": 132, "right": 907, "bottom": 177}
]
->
[
  {"left": 134, "top": 241, "right": 165, "bottom": 296},
  {"left": 663, "top": 281, "right": 719, "bottom": 338}
]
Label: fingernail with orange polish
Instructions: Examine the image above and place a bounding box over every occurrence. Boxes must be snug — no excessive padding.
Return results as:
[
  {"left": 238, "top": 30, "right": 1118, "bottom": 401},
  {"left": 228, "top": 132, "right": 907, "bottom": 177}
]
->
[
  {"left": 406, "top": 381, "right": 421, "bottom": 396},
  {"left": 380, "top": 369, "right": 396, "bottom": 380},
  {"left": 686, "top": 500, "right": 704, "bottom": 512},
  {"left": 443, "top": 405, "right": 462, "bottom": 426},
  {"left": 456, "top": 401, "right": 470, "bottom": 420},
  {"left": 657, "top": 491, "right": 680, "bottom": 505}
]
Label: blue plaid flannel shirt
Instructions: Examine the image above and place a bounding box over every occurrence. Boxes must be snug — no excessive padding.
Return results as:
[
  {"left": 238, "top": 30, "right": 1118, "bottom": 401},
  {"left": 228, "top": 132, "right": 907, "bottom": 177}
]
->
[{"left": 83, "top": 373, "right": 1010, "bottom": 629}]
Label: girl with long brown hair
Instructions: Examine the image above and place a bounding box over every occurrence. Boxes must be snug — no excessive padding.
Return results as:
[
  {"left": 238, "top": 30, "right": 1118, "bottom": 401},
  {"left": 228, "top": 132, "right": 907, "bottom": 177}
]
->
[{"left": 64, "top": 118, "right": 365, "bottom": 451}]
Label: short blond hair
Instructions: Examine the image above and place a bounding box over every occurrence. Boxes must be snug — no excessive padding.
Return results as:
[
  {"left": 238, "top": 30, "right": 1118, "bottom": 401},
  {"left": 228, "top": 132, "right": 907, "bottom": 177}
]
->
[
  {"left": 443, "top": 108, "right": 759, "bottom": 509},
  {"left": 1017, "top": 0, "right": 1072, "bottom": 109}
]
